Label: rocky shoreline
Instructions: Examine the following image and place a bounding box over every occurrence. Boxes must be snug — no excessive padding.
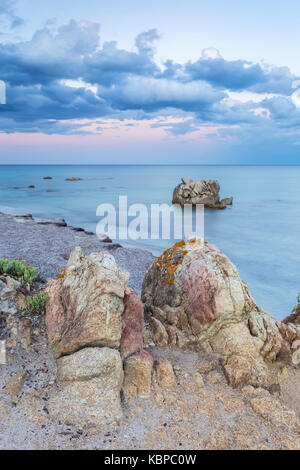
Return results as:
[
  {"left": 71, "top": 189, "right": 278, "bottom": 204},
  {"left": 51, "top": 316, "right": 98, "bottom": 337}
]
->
[
  {"left": 0, "top": 212, "right": 155, "bottom": 295},
  {"left": 0, "top": 212, "right": 299, "bottom": 450}
]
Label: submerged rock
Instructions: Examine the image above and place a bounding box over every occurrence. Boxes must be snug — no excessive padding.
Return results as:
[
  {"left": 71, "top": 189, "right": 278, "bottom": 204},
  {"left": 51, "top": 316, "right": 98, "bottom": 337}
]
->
[
  {"left": 172, "top": 178, "right": 233, "bottom": 209},
  {"left": 65, "top": 177, "right": 83, "bottom": 181},
  {"left": 142, "top": 239, "right": 300, "bottom": 387}
]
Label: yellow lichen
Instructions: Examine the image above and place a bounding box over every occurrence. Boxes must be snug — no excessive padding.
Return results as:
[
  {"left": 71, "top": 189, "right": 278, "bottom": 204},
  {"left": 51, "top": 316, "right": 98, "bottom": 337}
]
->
[
  {"left": 154, "top": 238, "right": 208, "bottom": 286},
  {"left": 155, "top": 240, "right": 189, "bottom": 286},
  {"left": 56, "top": 268, "right": 66, "bottom": 280}
]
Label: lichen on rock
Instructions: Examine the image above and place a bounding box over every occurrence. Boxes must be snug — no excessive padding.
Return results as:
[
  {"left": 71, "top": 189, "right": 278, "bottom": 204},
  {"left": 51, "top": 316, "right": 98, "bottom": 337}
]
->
[{"left": 142, "top": 239, "right": 300, "bottom": 388}]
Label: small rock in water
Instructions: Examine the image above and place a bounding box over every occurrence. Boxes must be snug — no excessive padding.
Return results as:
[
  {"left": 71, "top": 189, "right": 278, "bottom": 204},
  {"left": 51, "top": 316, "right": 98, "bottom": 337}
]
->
[
  {"left": 37, "top": 219, "right": 67, "bottom": 227},
  {"left": 97, "top": 233, "right": 113, "bottom": 243}
]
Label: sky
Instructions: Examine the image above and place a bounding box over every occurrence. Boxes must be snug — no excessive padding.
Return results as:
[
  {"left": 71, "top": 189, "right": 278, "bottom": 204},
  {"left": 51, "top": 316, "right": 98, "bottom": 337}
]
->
[{"left": 0, "top": 0, "right": 300, "bottom": 164}]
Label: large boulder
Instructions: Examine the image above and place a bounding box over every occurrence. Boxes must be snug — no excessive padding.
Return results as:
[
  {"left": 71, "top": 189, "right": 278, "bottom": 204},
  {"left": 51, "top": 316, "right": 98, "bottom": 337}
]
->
[
  {"left": 45, "top": 247, "right": 151, "bottom": 425},
  {"left": 48, "top": 347, "right": 124, "bottom": 425},
  {"left": 56, "top": 346, "right": 123, "bottom": 385},
  {"left": 46, "top": 247, "right": 130, "bottom": 358},
  {"left": 172, "top": 178, "right": 233, "bottom": 209},
  {"left": 142, "top": 239, "right": 300, "bottom": 387}
]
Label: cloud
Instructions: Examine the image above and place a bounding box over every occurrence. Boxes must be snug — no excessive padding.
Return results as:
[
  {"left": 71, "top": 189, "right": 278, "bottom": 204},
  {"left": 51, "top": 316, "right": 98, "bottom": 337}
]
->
[
  {"left": 0, "top": 0, "right": 23, "bottom": 29},
  {"left": 0, "top": 20, "right": 100, "bottom": 86},
  {"left": 151, "top": 119, "right": 199, "bottom": 135},
  {"left": 159, "top": 48, "right": 297, "bottom": 96},
  {"left": 98, "top": 77, "right": 225, "bottom": 113},
  {"left": 83, "top": 39, "right": 159, "bottom": 87},
  {"left": 135, "top": 29, "right": 160, "bottom": 56},
  {"left": 0, "top": 17, "right": 300, "bottom": 149}
]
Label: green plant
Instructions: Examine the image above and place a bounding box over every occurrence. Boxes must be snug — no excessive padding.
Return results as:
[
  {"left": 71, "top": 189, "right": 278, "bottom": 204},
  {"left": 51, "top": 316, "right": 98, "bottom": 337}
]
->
[
  {"left": 0, "top": 259, "right": 37, "bottom": 285},
  {"left": 26, "top": 292, "right": 49, "bottom": 316}
]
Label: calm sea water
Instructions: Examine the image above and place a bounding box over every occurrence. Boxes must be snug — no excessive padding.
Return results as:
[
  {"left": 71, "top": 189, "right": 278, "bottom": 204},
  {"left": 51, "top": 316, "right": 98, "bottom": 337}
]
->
[{"left": 0, "top": 164, "right": 299, "bottom": 320}]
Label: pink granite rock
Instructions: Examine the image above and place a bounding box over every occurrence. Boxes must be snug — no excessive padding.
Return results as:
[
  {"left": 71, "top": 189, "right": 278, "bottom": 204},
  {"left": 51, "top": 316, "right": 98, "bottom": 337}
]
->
[
  {"left": 142, "top": 239, "right": 254, "bottom": 339},
  {"left": 142, "top": 239, "right": 300, "bottom": 387},
  {"left": 120, "top": 288, "right": 144, "bottom": 359}
]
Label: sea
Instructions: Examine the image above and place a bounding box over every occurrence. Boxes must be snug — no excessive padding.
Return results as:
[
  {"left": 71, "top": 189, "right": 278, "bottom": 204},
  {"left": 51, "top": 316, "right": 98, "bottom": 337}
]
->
[{"left": 0, "top": 164, "right": 299, "bottom": 321}]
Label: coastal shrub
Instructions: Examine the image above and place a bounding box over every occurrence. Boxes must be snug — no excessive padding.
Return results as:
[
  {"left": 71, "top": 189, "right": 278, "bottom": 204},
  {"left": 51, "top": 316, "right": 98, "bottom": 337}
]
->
[
  {"left": 26, "top": 292, "right": 49, "bottom": 316},
  {"left": 0, "top": 259, "right": 37, "bottom": 285}
]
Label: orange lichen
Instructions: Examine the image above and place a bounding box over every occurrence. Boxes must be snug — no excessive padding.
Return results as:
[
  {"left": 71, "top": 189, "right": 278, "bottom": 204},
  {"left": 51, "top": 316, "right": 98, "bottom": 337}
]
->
[
  {"left": 155, "top": 240, "right": 189, "bottom": 286},
  {"left": 56, "top": 269, "right": 66, "bottom": 280}
]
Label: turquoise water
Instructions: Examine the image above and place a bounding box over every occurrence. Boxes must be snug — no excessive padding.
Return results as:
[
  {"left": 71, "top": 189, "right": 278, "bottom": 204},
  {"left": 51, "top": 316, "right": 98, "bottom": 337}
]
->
[{"left": 0, "top": 164, "right": 299, "bottom": 320}]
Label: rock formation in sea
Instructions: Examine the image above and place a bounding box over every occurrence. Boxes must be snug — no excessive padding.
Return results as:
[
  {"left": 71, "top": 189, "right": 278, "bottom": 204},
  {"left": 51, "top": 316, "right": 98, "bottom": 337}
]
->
[{"left": 172, "top": 177, "right": 233, "bottom": 209}]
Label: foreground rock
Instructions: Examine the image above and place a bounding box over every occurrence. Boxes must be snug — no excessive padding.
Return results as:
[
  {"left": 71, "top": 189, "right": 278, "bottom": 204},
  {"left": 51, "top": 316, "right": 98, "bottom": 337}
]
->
[
  {"left": 49, "top": 347, "right": 124, "bottom": 425},
  {"left": 46, "top": 247, "right": 150, "bottom": 426},
  {"left": 0, "top": 240, "right": 299, "bottom": 448},
  {"left": 0, "top": 276, "right": 26, "bottom": 316},
  {"left": 142, "top": 239, "right": 300, "bottom": 388},
  {"left": 46, "top": 247, "right": 129, "bottom": 358},
  {"left": 172, "top": 178, "right": 233, "bottom": 209}
]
